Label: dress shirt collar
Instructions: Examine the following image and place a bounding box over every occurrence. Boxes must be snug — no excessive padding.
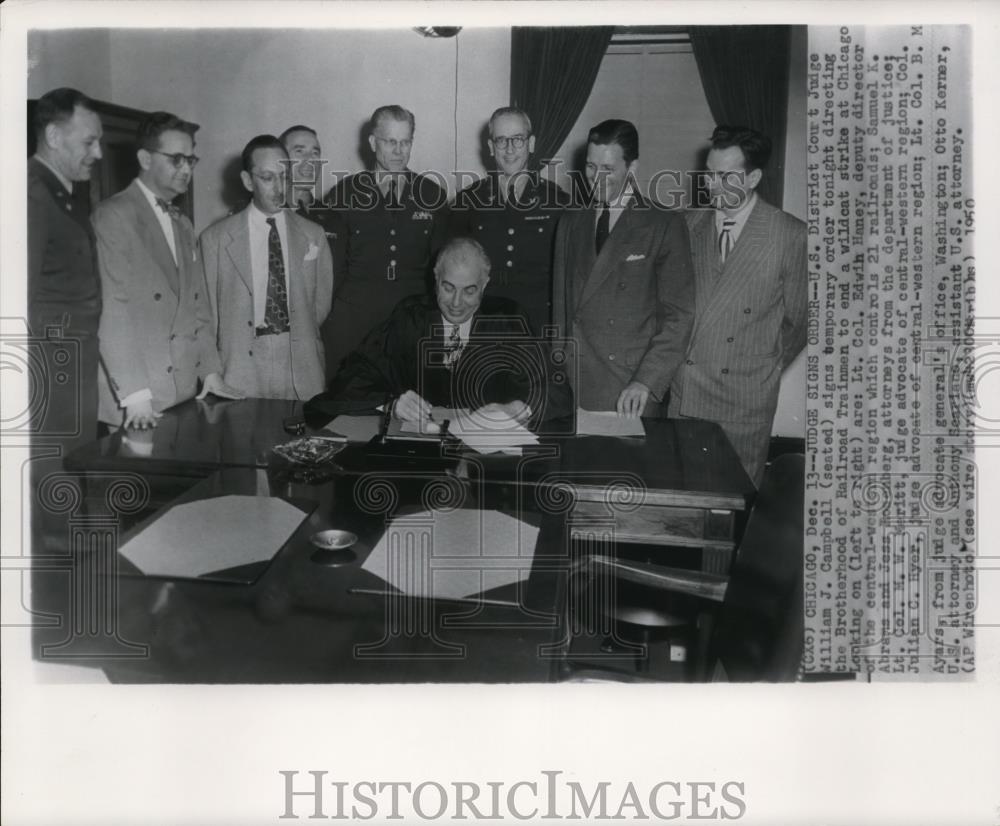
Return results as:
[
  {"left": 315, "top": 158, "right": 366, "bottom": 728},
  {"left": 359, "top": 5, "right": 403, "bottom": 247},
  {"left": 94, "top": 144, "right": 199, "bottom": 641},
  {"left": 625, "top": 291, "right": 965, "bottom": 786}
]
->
[
  {"left": 248, "top": 200, "right": 286, "bottom": 230},
  {"left": 440, "top": 314, "right": 474, "bottom": 344},
  {"left": 715, "top": 192, "right": 757, "bottom": 235},
  {"left": 34, "top": 155, "right": 73, "bottom": 194},
  {"left": 135, "top": 177, "right": 172, "bottom": 213}
]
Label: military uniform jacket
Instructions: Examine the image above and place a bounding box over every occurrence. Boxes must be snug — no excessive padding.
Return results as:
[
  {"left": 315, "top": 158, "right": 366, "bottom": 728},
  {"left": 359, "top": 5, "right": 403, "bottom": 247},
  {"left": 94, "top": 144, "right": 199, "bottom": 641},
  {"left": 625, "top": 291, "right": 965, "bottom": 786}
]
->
[
  {"left": 552, "top": 195, "right": 696, "bottom": 413},
  {"left": 449, "top": 173, "right": 571, "bottom": 333},
  {"left": 93, "top": 180, "right": 222, "bottom": 425},
  {"left": 305, "top": 294, "right": 573, "bottom": 427},
  {"left": 669, "top": 199, "right": 807, "bottom": 425},
  {"left": 27, "top": 157, "right": 101, "bottom": 333}
]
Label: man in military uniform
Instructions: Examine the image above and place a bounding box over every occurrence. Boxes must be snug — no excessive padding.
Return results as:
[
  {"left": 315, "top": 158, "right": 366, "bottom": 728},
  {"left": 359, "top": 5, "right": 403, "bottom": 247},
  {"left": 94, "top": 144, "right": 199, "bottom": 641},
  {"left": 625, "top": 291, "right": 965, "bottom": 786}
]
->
[
  {"left": 322, "top": 105, "right": 449, "bottom": 379},
  {"left": 28, "top": 87, "right": 104, "bottom": 456},
  {"left": 450, "top": 106, "right": 571, "bottom": 334}
]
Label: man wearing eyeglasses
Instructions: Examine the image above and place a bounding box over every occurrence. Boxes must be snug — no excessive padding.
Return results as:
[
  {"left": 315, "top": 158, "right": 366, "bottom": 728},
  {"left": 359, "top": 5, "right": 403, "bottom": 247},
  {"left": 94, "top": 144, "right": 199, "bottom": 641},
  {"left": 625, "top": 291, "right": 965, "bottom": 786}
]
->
[
  {"left": 322, "top": 104, "right": 449, "bottom": 381},
  {"left": 449, "top": 107, "right": 571, "bottom": 335},
  {"left": 93, "top": 111, "right": 242, "bottom": 430},
  {"left": 199, "top": 135, "right": 334, "bottom": 400}
]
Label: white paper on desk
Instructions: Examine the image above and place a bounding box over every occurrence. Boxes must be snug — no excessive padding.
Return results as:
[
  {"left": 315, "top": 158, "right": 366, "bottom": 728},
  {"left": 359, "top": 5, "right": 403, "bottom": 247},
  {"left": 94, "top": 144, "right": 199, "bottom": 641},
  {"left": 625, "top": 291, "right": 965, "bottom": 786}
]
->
[
  {"left": 447, "top": 407, "right": 538, "bottom": 453},
  {"left": 363, "top": 509, "right": 539, "bottom": 600},
  {"left": 576, "top": 408, "right": 646, "bottom": 437},
  {"left": 118, "top": 495, "right": 307, "bottom": 578},
  {"left": 324, "top": 414, "right": 381, "bottom": 442}
]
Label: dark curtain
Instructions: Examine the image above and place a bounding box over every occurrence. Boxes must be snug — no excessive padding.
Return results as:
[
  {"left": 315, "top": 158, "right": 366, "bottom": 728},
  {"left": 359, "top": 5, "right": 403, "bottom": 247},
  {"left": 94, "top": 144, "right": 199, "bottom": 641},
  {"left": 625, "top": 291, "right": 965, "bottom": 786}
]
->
[
  {"left": 689, "top": 26, "right": 792, "bottom": 207},
  {"left": 510, "top": 27, "right": 614, "bottom": 166}
]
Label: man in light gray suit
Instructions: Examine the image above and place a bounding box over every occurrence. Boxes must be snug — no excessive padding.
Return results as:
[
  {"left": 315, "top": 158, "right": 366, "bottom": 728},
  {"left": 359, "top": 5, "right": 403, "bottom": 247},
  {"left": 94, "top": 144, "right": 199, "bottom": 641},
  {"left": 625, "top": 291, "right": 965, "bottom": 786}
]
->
[
  {"left": 94, "top": 112, "right": 242, "bottom": 429},
  {"left": 669, "top": 126, "right": 808, "bottom": 487},
  {"left": 199, "top": 135, "right": 334, "bottom": 400},
  {"left": 552, "top": 119, "right": 695, "bottom": 417}
]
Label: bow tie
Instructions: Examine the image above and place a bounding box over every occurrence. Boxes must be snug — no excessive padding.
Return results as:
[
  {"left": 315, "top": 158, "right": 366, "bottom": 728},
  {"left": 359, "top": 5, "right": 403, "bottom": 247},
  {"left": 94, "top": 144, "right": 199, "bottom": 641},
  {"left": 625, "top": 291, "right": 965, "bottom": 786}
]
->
[{"left": 155, "top": 197, "right": 181, "bottom": 220}]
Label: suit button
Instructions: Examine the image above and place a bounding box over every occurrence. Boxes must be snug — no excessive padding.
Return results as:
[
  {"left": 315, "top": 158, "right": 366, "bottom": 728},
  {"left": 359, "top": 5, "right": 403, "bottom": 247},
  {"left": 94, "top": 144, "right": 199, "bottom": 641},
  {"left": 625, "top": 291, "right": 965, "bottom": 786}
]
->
[
  {"left": 538, "top": 227, "right": 543, "bottom": 233},
  {"left": 507, "top": 228, "right": 515, "bottom": 235},
  {"left": 166, "top": 366, "right": 173, "bottom": 373},
  {"left": 390, "top": 229, "right": 396, "bottom": 236},
  {"left": 727, "top": 337, "right": 734, "bottom": 343},
  {"left": 477, "top": 225, "right": 483, "bottom": 231},
  {"left": 686, "top": 359, "right": 694, "bottom": 365},
  {"left": 608, "top": 319, "right": 615, "bottom": 326},
  {"left": 390, "top": 244, "right": 397, "bottom": 251},
  {"left": 618, "top": 282, "right": 626, "bottom": 289},
  {"left": 248, "top": 320, "right": 253, "bottom": 327},
  {"left": 170, "top": 334, "right": 176, "bottom": 341},
  {"left": 154, "top": 293, "right": 162, "bottom": 300},
  {"left": 506, "top": 260, "right": 513, "bottom": 267},
  {"left": 248, "top": 350, "right": 253, "bottom": 357},
  {"left": 608, "top": 354, "right": 616, "bottom": 361},
  {"left": 721, "top": 368, "right": 729, "bottom": 374},
  {"left": 506, "top": 244, "right": 514, "bottom": 252},
  {"left": 744, "top": 307, "right": 751, "bottom": 314},
  {"left": 195, "top": 292, "right": 199, "bottom": 299}
]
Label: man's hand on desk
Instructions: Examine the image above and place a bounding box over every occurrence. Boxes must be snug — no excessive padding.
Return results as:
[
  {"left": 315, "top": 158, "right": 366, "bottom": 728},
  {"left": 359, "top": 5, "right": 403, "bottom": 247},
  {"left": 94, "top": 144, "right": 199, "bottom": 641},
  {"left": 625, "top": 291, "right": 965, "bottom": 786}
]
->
[
  {"left": 124, "top": 397, "right": 162, "bottom": 430},
  {"left": 197, "top": 373, "right": 245, "bottom": 401},
  {"left": 616, "top": 381, "right": 650, "bottom": 418},
  {"left": 394, "top": 390, "right": 434, "bottom": 424}
]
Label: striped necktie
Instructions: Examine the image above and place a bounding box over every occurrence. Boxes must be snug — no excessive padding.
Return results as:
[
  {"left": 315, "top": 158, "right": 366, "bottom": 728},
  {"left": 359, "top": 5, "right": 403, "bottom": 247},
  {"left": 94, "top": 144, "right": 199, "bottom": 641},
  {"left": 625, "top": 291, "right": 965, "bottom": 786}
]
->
[{"left": 718, "top": 218, "right": 736, "bottom": 264}]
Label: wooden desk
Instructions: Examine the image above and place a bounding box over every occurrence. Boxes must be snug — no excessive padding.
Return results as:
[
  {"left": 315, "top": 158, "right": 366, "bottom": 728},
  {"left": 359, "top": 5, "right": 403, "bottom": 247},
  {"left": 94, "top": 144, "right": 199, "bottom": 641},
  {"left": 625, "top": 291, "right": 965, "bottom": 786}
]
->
[{"left": 52, "top": 398, "right": 753, "bottom": 682}]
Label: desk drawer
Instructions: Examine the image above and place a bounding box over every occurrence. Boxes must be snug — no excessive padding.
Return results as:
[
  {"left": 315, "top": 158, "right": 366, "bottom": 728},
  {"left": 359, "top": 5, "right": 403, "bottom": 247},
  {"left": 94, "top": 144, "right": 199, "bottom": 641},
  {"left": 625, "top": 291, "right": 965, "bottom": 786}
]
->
[{"left": 568, "top": 501, "right": 735, "bottom": 550}]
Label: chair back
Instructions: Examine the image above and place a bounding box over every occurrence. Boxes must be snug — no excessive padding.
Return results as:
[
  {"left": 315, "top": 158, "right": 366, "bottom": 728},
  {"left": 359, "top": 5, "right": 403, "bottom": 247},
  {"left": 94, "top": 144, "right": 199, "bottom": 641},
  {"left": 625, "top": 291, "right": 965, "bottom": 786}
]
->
[{"left": 713, "top": 453, "right": 804, "bottom": 681}]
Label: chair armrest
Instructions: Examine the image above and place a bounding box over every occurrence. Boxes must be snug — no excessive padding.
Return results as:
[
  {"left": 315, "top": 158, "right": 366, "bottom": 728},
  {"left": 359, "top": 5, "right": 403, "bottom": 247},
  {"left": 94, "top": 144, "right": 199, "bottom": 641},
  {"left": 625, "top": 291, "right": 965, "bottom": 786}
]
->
[{"left": 584, "top": 555, "right": 729, "bottom": 603}]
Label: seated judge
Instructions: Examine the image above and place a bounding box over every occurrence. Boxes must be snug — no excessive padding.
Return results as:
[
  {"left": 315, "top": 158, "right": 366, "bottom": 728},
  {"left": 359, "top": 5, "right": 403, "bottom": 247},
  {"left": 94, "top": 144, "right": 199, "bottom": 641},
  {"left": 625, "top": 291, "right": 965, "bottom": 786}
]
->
[{"left": 305, "top": 237, "right": 572, "bottom": 429}]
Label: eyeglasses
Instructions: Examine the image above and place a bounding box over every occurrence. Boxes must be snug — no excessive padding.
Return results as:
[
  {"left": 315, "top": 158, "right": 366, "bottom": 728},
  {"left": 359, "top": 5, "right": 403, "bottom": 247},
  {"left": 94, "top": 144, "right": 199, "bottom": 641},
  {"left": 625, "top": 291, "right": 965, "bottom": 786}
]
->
[
  {"left": 374, "top": 137, "right": 413, "bottom": 152},
  {"left": 252, "top": 171, "right": 286, "bottom": 185},
  {"left": 491, "top": 135, "right": 529, "bottom": 150},
  {"left": 151, "top": 150, "right": 200, "bottom": 169}
]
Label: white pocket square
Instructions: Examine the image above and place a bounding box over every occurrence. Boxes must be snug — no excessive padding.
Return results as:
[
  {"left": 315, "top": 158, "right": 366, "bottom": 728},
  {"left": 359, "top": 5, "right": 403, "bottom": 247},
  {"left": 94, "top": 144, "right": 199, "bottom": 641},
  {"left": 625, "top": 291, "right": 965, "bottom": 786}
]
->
[
  {"left": 304, "top": 243, "right": 320, "bottom": 261},
  {"left": 625, "top": 253, "right": 645, "bottom": 262}
]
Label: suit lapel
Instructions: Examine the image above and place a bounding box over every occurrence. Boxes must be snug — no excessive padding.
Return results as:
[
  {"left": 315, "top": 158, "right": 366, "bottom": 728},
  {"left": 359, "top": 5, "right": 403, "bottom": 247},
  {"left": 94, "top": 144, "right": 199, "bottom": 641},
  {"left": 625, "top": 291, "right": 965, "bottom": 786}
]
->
[
  {"left": 700, "top": 199, "right": 772, "bottom": 318},
  {"left": 128, "top": 182, "right": 180, "bottom": 294},
  {"left": 224, "top": 210, "right": 253, "bottom": 295},
  {"left": 577, "top": 199, "right": 645, "bottom": 311},
  {"left": 569, "top": 209, "right": 598, "bottom": 314}
]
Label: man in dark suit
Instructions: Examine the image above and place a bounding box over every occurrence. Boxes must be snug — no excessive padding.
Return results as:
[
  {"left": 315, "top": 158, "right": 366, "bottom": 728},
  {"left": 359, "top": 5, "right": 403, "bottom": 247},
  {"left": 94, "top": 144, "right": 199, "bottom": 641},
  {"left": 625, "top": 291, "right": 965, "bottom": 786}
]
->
[
  {"left": 279, "top": 124, "right": 327, "bottom": 222},
  {"left": 449, "top": 106, "right": 571, "bottom": 334},
  {"left": 93, "top": 111, "right": 242, "bottom": 430},
  {"left": 305, "top": 237, "right": 572, "bottom": 429},
  {"left": 322, "top": 105, "right": 450, "bottom": 380},
  {"left": 669, "top": 126, "right": 807, "bottom": 486},
  {"left": 552, "top": 119, "right": 695, "bottom": 417},
  {"left": 28, "top": 87, "right": 104, "bottom": 453}
]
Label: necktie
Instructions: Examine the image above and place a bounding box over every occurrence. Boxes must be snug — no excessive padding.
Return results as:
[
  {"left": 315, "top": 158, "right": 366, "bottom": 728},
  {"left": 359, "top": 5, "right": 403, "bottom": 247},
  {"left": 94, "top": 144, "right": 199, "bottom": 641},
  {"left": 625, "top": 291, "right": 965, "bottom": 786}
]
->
[
  {"left": 595, "top": 203, "right": 610, "bottom": 255},
  {"left": 263, "top": 217, "right": 290, "bottom": 335},
  {"left": 445, "top": 324, "right": 463, "bottom": 367},
  {"left": 386, "top": 178, "right": 400, "bottom": 209},
  {"left": 718, "top": 219, "right": 736, "bottom": 264},
  {"left": 155, "top": 197, "right": 181, "bottom": 220},
  {"left": 507, "top": 181, "right": 518, "bottom": 207}
]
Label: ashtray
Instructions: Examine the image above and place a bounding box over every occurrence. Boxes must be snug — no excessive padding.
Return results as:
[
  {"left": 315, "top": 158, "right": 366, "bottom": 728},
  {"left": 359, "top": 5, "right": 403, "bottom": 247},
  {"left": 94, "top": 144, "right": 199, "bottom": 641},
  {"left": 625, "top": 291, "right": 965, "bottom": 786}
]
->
[{"left": 309, "top": 529, "right": 358, "bottom": 566}]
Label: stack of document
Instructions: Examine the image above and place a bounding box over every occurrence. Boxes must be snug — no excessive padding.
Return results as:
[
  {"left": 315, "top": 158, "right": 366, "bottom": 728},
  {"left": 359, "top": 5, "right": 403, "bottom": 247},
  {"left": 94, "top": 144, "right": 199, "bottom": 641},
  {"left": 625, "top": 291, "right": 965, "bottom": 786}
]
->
[
  {"left": 445, "top": 407, "right": 539, "bottom": 454},
  {"left": 576, "top": 408, "right": 646, "bottom": 437}
]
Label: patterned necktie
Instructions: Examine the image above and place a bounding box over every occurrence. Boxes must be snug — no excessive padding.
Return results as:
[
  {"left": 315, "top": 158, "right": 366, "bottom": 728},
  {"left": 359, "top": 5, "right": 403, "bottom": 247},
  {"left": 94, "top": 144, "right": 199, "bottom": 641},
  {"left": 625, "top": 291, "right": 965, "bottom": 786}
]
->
[
  {"left": 718, "top": 218, "right": 736, "bottom": 264},
  {"left": 263, "top": 217, "right": 290, "bottom": 334},
  {"left": 595, "top": 202, "right": 610, "bottom": 255},
  {"left": 445, "top": 324, "right": 463, "bottom": 368},
  {"left": 155, "top": 197, "right": 181, "bottom": 220}
]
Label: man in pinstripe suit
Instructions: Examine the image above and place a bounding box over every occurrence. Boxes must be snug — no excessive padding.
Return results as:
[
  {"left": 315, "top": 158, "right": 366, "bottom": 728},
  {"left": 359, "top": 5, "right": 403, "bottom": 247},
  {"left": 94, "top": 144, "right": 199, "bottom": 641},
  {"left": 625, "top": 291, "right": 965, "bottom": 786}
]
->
[{"left": 668, "top": 126, "right": 807, "bottom": 487}]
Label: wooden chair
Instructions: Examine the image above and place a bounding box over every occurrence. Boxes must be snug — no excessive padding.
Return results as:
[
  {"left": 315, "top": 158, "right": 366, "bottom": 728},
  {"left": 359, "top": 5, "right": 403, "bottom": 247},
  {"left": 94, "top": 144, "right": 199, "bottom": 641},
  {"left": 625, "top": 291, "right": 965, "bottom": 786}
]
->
[{"left": 562, "top": 453, "right": 805, "bottom": 682}]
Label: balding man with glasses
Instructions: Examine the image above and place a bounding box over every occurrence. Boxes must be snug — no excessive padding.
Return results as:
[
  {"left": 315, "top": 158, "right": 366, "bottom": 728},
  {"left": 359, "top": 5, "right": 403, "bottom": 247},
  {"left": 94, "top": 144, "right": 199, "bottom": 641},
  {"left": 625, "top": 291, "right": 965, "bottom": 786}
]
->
[
  {"left": 450, "top": 106, "right": 571, "bottom": 335},
  {"left": 93, "top": 111, "right": 242, "bottom": 430},
  {"left": 322, "top": 105, "right": 450, "bottom": 380}
]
